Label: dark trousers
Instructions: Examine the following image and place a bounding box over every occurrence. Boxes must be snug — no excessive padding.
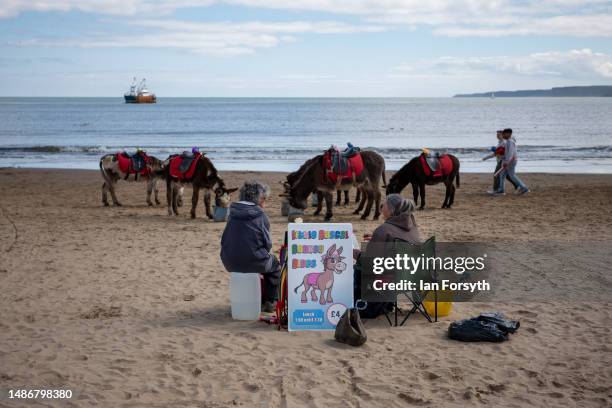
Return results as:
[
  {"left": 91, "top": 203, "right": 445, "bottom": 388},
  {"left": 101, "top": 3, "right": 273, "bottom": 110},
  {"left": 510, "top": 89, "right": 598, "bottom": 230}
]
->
[
  {"left": 493, "top": 161, "right": 518, "bottom": 191},
  {"left": 261, "top": 257, "right": 280, "bottom": 303}
]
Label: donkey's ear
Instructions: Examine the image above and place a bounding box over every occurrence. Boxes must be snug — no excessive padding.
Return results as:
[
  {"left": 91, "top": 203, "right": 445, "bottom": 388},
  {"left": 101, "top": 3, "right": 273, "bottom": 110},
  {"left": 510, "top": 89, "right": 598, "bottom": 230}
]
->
[
  {"left": 225, "top": 187, "right": 238, "bottom": 194},
  {"left": 327, "top": 244, "right": 336, "bottom": 256},
  {"left": 337, "top": 246, "right": 343, "bottom": 255}
]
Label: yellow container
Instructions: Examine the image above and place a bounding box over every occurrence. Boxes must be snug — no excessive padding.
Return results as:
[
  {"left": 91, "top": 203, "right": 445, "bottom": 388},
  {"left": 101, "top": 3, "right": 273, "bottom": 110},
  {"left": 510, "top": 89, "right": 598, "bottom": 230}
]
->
[
  {"left": 423, "top": 291, "right": 453, "bottom": 317},
  {"left": 423, "top": 300, "right": 452, "bottom": 317}
]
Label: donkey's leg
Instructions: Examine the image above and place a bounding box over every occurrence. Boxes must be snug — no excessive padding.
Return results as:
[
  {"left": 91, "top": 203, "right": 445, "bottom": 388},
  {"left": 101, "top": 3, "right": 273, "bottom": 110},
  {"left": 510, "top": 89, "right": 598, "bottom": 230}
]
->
[
  {"left": 301, "top": 281, "right": 311, "bottom": 303},
  {"left": 355, "top": 187, "right": 361, "bottom": 204},
  {"left": 336, "top": 190, "right": 341, "bottom": 206},
  {"left": 177, "top": 186, "right": 184, "bottom": 207},
  {"left": 190, "top": 186, "right": 200, "bottom": 219},
  {"left": 314, "top": 191, "right": 323, "bottom": 216},
  {"left": 353, "top": 188, "right": 366, "bottom": 215},
  {"left": 153, "top": 179, "right": 161, "bottom": 205},
  {"left": 166, "top": 180, "right": 174, "bottom": 215},
  {"left": 373, "top": 188, "right": 382, "bottom": 220},
  {"left": 326, "top": 287, "right": 333, "bottom": 304},
  {"left": 102, "top": 182, "right": 109, "bottom": 206},
  {"left": 442, "top": 180, "right": 450, "bottom": 208},
  {"left": 418, "top": 183, "right": 426, "bottom": 210},
  {"left": 203, "top": 190, "right": 213, "bottom": 219},
  {"left": 319, "top": 288, "right": 327, "bottom": 305},
  {"left": 146, "top": 179, "right": 154, "bottom": 206},
  {"left": 324, "top": 192, "right": 334, "bottom": 221},
  {"left": 361, "top": 190, "right": 374, "bottom": 220},
  {"left": 108, "top": 180, "right": 121, "bottom": 206},
  {"left": 310, "top": 285, "right": 318, "bottom": 302},
  {"left": 448, "top": 182, "right": 456, "bottom": 208},
  {"left": 172, "top": 184, "right": 180, "bottom": 216},
  {"left": 412, "top": 183, "right": 419, "bottom": 205},
  {"left": 344, "top": 190, "right": 349, "bottom": 206}
]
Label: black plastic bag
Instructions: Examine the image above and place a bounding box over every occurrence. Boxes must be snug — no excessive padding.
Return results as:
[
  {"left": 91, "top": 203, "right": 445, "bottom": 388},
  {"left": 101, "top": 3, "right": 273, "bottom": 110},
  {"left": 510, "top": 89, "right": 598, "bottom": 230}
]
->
[
  {"left": 476, "top": 312, "right": 520, "bottom": 333},
  {"left": 335, "top": 308, "right": 367, "bottom": 347},
  {"left": 448, "top": 319, "right": 508, "bottom": 342}
]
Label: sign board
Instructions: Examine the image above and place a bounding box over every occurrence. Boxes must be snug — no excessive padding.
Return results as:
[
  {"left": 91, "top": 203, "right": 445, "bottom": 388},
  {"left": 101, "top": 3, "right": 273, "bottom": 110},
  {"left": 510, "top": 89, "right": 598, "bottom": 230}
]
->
[{"left": 287, "top": 223, "right": 354, "bottom": 331}]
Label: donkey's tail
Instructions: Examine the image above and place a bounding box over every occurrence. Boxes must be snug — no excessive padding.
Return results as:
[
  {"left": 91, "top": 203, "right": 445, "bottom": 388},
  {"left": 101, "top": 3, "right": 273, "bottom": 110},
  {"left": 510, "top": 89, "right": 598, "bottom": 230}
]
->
[
  {"left": 381, "top": 164, "right": 387, "bottom": 189},
  {"left": 99, "top": 156, "right": 111, "bottom": 182},
  {"left": 456, "top": 171, "right": 460, "bottom": 188},
  {"left": 293, "top": 281, "right": 304, "bottom": 294}
]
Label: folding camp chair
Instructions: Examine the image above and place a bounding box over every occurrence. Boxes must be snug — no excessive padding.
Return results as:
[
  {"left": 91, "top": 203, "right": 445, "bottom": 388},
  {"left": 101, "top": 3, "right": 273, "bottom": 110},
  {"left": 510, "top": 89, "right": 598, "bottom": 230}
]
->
[{"left": 391, "top": 236, "right": 438, "bottom": 326}]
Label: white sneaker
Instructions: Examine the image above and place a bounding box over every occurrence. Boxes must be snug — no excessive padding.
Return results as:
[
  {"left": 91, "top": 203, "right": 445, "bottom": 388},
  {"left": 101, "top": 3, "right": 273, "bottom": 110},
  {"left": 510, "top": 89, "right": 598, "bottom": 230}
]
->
[
  {"left": 492, "top": 191, "right": 505, "bottom": 196},
  {"left": 516, "top": 188, "right": 530, "bottom": 195}
]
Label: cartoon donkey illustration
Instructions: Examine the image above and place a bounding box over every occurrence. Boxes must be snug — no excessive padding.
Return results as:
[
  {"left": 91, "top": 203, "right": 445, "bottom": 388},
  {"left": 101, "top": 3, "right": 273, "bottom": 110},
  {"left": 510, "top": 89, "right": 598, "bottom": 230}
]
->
[{"left": 294, "top": 244, "right": 347, "bottom": 305}]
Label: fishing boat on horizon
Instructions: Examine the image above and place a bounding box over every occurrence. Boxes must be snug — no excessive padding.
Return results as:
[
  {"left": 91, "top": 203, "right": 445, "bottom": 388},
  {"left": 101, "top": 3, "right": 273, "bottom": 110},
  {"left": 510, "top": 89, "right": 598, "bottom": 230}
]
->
[{"left": 124, "top": 77, "right": 156, "bottom": 104}]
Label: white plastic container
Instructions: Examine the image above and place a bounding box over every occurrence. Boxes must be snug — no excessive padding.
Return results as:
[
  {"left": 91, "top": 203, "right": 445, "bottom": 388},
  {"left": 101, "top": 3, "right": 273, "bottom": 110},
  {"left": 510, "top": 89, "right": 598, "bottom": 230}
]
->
[{"left": 230, "top": 272, "right": 261, "bottom": 320}]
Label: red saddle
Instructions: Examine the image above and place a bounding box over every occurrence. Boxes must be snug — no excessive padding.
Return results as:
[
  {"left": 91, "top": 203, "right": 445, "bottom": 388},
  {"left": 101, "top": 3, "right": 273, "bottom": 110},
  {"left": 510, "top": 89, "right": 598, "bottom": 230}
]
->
[
  {"left": 322, "top": 149, "right": 364, "bottom": 184},
  {"left": 116, "top": 152, "right": 152, "bottom": 176},
  {"left": 169, "top": 152, "right": 201, "bottom": 181},
  {"left": 420, "top": 153, "right": 453, "bottom": 177}
]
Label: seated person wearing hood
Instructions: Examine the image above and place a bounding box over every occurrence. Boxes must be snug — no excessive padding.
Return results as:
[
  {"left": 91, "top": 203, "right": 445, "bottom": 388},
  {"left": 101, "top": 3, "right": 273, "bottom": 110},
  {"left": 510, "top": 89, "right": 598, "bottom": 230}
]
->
[
  {"left": 220, "top": 181, "right": 280, "bottom": 312},
  {"left": 353, "top": 194, "right": 421, "bottom": 317}
]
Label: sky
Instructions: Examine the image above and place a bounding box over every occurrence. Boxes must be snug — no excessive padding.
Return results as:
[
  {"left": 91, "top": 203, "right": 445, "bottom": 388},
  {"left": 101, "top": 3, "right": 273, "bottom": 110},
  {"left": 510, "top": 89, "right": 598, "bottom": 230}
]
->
[{"left": 0, "top": 0, "right": 611, "bottom": 97}]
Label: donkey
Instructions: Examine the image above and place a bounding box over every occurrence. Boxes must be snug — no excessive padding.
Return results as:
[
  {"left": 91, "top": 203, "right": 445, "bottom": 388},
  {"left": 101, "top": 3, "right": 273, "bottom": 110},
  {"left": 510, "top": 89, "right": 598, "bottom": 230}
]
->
[
  {"left": 99, "top": 153, "right": 164, "bottom": 207},
  {"left": 293, "top": 244, "right": 346, "bottom": 305},
  {"left": 283, "top": 150, "right": 386, "bottom": 220},
  {"left": 386, "top": 154, "right": 460, "bottom": 209},
  {"left": 282, "top": 157, "right": 360, "bottom": 215},
  {"left": 164, "top": 155, "right": 237, "bottom": 219}
]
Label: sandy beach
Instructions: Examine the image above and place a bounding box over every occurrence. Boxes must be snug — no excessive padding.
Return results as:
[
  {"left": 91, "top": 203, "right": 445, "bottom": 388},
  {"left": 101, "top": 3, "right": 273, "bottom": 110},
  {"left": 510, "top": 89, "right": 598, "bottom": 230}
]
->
[{"left": 1, "top": 168, "right": 611, "bottom": 407}]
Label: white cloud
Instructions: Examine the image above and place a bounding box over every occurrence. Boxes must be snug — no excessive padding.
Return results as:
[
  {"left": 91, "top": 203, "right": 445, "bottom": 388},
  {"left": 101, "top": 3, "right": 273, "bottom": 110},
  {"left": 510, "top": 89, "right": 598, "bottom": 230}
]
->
[
  {"left": 393, "top": 49, "right": 612, "bottom": 79},
  {"left": 0, "top": 1, "right": 213, "bottom": 18},
  {"left": 2, "top": 0, "right": 611, "bottom": 38},
  {"left": 16, "top": 19, "right": 384, "bottom": 56}
]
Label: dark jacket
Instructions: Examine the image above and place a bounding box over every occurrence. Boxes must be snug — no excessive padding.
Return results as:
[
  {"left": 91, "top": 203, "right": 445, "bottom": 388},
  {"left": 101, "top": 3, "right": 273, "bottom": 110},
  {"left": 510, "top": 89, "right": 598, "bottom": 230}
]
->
[{"left": 220, "top": 202, "right": 276, "bottom": 274}]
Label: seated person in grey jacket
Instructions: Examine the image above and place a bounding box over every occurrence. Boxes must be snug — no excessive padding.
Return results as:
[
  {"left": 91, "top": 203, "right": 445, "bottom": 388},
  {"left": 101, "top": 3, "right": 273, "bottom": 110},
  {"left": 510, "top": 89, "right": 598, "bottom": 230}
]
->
[
  {"left": 352, "top": 194, "right": 421, "bottom": 318},
  {"left": 220, "top": 180, "right": 280, "bottom": 312}
]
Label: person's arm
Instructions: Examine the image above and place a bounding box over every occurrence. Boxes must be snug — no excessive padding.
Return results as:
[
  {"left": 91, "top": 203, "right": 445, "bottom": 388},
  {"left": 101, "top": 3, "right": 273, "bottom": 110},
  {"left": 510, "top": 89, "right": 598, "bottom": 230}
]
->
[
  {"left": 482, "top": 152, "right": 495, "bottom": 161},
  {"left": 503, "top": 140, "right": 516, "bottom": 165},
  {"left": 252, "top": 216, "right": 273, "bottom": 261}
]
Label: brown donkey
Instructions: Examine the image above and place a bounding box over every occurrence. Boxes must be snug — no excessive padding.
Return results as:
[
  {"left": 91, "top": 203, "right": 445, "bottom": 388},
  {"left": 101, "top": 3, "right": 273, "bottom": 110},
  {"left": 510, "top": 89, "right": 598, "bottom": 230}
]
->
[
  {"left": 99, "top": 153, "right": 164, "bottom": 207},
  {"left": 164, "top": 155, "right": 237, "bottom": 219},
  {"left": 293, "top": 244, "right": 347, "bottom": 305},
  {"left": 283, "top": 150, "right": 386, "bottom": 220},
  {"left": 282, "top": 156, "right": 360, "bottom": 215},
  {"left": 386, "top": 154, "right": 460, "bottom": 209}
]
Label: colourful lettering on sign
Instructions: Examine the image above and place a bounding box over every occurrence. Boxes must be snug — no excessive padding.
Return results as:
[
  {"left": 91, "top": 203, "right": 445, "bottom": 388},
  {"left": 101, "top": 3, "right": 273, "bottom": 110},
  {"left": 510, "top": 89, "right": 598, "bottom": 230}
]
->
[
  {"left": 292, "top": 258, "right": 317, "bottom": 269},
  {"left": 291, "top": 244, "right": 325, "bottom": 254}
]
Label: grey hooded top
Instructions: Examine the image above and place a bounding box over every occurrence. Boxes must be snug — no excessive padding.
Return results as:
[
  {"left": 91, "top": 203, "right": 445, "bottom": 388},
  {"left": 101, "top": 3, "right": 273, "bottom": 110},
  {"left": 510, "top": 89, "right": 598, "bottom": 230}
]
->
[
  {"left": 365, "top": 212, "right": 422, "bottom": 259},
  {"left": 220, "top": 202, "right": 276, "bottom": 274}
]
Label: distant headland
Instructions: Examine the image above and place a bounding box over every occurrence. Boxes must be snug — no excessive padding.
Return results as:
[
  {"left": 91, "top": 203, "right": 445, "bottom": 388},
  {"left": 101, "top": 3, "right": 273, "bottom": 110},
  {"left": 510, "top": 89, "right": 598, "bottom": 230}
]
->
[{"left": 454, "top": 85, "right": 612, "bottom": 98}]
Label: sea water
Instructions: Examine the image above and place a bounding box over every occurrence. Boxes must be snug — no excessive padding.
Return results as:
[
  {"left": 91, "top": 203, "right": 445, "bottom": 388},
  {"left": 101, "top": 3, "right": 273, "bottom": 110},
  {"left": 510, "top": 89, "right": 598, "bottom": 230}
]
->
[{"left": 1, "top": 97, "right": 611, "bottom": 173}]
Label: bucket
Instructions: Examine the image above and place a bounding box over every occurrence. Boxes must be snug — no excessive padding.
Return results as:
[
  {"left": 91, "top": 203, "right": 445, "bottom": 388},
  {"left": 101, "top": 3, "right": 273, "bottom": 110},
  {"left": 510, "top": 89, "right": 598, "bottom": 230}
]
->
[
  {"left": 213, "top": 206, "right": 229, "bottom": 222},
  {"left": 311, "top": 193, "right": 319, "bottom": 207},
  {"left": 230, "top": 272, "right": 261, "bottom": 320},
  {"left": 423, "top": 291, "right": 453, "bottom": 317},
  {"left": 288, "top": 206, "right": 304, "bottom": 222},
  {"left": 281, "top": 199, "right": 290, "bottom": 216}
]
